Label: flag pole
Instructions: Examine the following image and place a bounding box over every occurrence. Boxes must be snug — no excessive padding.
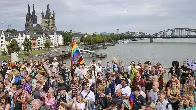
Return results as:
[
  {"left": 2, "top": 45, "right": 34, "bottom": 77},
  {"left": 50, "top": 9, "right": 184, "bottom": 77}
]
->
[{"left": 70, "top": 39, "right": 73, "bottom": 77}]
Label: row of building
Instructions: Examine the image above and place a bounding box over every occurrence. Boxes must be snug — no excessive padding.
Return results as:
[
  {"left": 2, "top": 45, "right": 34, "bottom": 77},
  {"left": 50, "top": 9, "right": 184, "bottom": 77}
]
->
[
  {"left": 0, "top": 4, "right": 83, "bottom": 52},
  {"left": 0, "top": 30, "right": 64, "bottom": 50}
]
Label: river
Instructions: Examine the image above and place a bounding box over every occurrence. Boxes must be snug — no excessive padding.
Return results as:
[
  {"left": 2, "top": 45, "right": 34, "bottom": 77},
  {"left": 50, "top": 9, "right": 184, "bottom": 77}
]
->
[{"left": 65, "top": 38, "right": 196, "bottom": 68}]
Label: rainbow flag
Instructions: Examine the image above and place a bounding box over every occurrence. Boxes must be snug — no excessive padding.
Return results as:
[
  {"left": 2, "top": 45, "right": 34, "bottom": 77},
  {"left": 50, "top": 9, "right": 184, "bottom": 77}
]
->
[
  {"left": 71, "top": 40, "right": 81, "bottom": 62},
  {"left": 78, "top": 55, "right": 85, "bottom": 64},
  {"left": 129, "top": 93, "right": 134, "bottom": 108}
]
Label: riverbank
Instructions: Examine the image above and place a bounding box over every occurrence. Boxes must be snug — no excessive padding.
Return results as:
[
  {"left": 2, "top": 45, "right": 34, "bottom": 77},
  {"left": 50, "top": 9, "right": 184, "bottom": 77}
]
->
[{"left": 0, "top": 49, "right": 49, "bottom": 60}]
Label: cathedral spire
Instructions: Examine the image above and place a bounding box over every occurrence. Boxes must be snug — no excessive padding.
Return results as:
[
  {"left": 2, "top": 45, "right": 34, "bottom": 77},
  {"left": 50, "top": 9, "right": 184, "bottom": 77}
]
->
[
  {"left": 28, "top": 3, "right": 30, "bottom": 13},
  {"left": 33, "top": 4, "right": 35, "bottom": 11}
]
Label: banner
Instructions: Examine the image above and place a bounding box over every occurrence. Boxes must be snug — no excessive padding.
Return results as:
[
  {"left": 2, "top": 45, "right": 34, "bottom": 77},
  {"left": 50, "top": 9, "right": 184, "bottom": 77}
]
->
[{"left": 186, "top": 59, "right": 196, "bottom": 70}]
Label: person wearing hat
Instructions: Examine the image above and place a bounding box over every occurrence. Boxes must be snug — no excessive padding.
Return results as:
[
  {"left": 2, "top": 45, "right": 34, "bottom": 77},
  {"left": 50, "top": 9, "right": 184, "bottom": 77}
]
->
[{"left": 115, "top": 77, "right": 131, "bottom": 109}]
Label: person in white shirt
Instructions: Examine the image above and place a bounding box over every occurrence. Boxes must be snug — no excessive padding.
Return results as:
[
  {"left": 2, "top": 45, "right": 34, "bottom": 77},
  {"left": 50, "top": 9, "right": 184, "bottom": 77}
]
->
[
  {"left": 80, "top": 64, "right": 88, "bottom": 76},
  {"left": 95, "top": 61, "right": 102, "bottom": 73},
  {"left": 72, "top": 94, "right": 86, "bottom": 110},
  {"left": 156, "top": 90, "right": 172, "bottom": 110},
  {"left": 128, "top": 61, "right": 135, "bottom": 75},
  {"left": 115, "top": 78, "right": 131, "bottom": 109},
  {"left": 81, "top": 83, "right": 95, "bottom": 109},
  {"left": 52, "top": 57, "right": 59, "bottom": 68},
  {"left": 74, "top": 64, "right": 83, "bottom": 79}
]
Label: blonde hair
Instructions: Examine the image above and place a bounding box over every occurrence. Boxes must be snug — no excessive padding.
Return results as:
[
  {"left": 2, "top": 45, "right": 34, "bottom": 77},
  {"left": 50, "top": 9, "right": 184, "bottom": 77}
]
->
[
  {"left": 97, "top": 85, "right": 105, "bottom": 92},
  {"left": 112, "top": 57, "right": 117, "bottom": 62},
  {"left": 187, "top": 95, "right": 195, "bottom": 107}
]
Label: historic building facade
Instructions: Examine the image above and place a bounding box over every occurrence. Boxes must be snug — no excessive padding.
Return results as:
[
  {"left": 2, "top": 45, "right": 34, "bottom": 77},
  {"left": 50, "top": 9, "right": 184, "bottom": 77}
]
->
[
  {"left": 0, "top": 3, "right": 63, "bottom": 52},
  {"left": 41, "top": 4, "right": 56, "bottom": 31}
]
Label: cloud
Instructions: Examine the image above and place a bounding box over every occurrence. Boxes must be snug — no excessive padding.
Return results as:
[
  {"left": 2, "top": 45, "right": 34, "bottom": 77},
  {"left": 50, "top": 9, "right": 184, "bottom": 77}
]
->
[{"left": 0, "top": 0, "right": 196, "bottom": 34}]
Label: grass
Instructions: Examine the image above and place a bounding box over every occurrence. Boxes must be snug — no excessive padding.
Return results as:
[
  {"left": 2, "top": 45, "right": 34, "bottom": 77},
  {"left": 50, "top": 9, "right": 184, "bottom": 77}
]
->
[
  {"left": 0, "top": 55, "right": 10, "bottom": 60},
  {"left": 0, "top": 49, "right": 49, "bottom": 60}
]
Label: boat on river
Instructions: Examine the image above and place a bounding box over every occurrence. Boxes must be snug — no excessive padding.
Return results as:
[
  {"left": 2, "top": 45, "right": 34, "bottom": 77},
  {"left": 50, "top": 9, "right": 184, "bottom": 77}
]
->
[
  {"left": 102, "top": 46, "right": 107, "bottom": 49},
  {"left": 131, "top": 38, "right": 138, "bottom": 41},
  {"left": 96, "top": 53, "right": 107, "bottom": 58}
]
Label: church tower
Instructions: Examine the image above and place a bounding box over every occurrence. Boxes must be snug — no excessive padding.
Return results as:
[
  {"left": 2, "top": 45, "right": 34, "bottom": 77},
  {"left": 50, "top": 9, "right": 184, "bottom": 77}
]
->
[
  {"left": 25, "top": 3, "right": 33, "bottom": 31},
  {"left": 41, "top": 4, "right": 56, "bottom": 31},
  {"left": 32, "top": 4, "right": 37, "bottom": 24},
  {"left": 25, "top": 3, "right": 37, "bottom": 32}
]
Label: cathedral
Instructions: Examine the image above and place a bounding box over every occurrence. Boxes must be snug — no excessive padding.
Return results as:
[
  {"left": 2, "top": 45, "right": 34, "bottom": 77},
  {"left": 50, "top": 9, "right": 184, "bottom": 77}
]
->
[
  {"left": 41, "top": 4, "right": 56, "bottom": 31},
  {"left": 25, "top": 4, "right": 56, "bottom": 33}
]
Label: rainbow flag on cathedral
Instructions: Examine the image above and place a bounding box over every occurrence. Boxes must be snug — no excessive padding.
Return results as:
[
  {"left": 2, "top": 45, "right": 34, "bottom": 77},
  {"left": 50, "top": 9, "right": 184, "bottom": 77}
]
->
[
  {"left": 71, "top": 40, "right": 81, "bottom": 62},
  {"left": 78, "top": 55, "right": 85, "bottom": 64}
]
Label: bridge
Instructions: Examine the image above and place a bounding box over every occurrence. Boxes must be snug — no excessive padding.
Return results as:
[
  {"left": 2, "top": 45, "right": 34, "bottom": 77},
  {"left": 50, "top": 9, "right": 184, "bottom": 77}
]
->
[{"left": 119, "top": 28, "right": 196, "bottom": 43}]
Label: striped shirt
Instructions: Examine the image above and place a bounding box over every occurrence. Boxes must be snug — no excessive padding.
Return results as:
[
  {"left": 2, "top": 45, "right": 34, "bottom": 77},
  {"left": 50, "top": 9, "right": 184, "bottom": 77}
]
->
[{"left": 70, "top": 83, "right": 80, "bottom": 97}]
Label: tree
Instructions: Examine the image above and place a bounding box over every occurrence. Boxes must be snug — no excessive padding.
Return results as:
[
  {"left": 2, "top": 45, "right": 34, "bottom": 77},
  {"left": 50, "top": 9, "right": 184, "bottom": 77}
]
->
[
  {"left": 22, "top": 37, "right": 32, "bottom": 53},
  {"left": 82, "top": 34, "right": 120, "bottom": 45},
  {"left": 5, "top": 29, "right": 17, "bottom": 33},
  {"left": 6, "top": 39, "right": 20, "bottom": 55},
  {"left": 44, "top": 40, "right": 51, "bottom": 50},
  {"left": 1, "top": 49, "right": 7, "bottom": 55},
  {"left": 62, "top": 31, "right": 73, "bottom": 45}
]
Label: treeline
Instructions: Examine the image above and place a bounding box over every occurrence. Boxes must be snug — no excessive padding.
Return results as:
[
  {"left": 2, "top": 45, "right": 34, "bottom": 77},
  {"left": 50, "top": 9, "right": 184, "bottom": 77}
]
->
[
  {"left": 81, "top": 34, "right": 120, "bottom": 45},
  {"left": 62, "top": 31, "right": 72, "bottom": 45},
  {"left": 62, "top": 30, "right": 121, "bottom": 45}
]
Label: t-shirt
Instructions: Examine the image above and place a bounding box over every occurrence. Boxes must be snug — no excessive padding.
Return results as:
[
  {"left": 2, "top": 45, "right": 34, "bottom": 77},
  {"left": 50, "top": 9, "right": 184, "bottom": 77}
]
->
[
  {"left": 111, "top": 96, "right": 123, "bottom": 110},
  {"left": 33, "top": 89, "right": 43, "bottom": 100},
  {"left": 132, "top": 79, "right": 146, "bottom": 88},
  {"left": 73, "top": 102, "right": 85, "bottom": 110},
  {"left": 149, "top": 89, "right": 158, "bottom": 102},
  {"left": 132, "top": 94, "right": 146, "bottom": 110},
  {"left": 104, "top": 87, "right": 111, "bottom": 95}
]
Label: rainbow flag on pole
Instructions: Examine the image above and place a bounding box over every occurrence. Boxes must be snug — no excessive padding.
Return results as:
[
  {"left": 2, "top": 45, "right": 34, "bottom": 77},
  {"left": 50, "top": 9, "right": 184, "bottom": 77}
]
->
[
  {"left": 78, "top": 55, "right": 85, "bottom": 65},
  {"left": 71, "top": 40, "right": 81, "bottom": 62}
]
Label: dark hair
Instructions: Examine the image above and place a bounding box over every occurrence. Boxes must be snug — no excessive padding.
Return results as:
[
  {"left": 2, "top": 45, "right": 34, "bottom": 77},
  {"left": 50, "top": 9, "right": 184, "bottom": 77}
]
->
[
  {"left": 172, "top": 61, "right": 179, "bottom": 68},
  {"left": 76, "top": 63, "right": 79, "bottom": 67},
  {"left": 158, "top": 90, "right": 165, "bottom": 95},
  {"left": 132, "top": 86, "right": 140, "bottom": 92},
  {"left": 172, "top": 74, "right": 177, "bottom": 77},
  {"left": 189, "top": 72, "right": 194, "bottom": 77}
]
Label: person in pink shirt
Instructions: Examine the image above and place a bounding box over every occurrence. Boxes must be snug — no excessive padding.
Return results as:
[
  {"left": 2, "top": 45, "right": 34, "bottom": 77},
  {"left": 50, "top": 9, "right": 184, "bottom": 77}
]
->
[{"left": 44, "top": 88, "right": 57, "bottom": 110}]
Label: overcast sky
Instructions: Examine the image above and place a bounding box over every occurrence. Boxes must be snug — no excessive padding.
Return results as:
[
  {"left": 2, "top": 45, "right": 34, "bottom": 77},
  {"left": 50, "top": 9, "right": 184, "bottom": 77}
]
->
[{"left": 0, "top": 0, "right": 196, "bottom": 34}]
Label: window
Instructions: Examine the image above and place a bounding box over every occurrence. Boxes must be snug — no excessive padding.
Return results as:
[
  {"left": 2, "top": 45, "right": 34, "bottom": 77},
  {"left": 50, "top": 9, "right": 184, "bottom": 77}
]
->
[
  {"left": 1, "top": 37, "right": 3, "bottom": 39},
  {"left": 1, "top": 41, "right": 3, "bottom": 43}
]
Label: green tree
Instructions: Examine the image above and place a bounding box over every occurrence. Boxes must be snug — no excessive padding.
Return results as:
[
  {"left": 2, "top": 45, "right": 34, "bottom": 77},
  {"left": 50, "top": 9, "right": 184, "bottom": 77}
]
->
[
  {"left": 44, "top": 40, "right": 51, "bottom": 50},
  {"left": 1, "top": 49, "right": 7, "bottom": 55},
  {"left": 82, "top": 34, "right": 120, "bottom": 45},
  {"left": 5, "top": 29, "right": 17, "bottom": 33},
  {"left": 22, "top": 37, "right": 32, "bottom": 53},
  {"left": 62, "top": 30, "right": 73, "bottom": 45},
  {"left": 6, "top": 39, "right": 20, "bottom": 55}
]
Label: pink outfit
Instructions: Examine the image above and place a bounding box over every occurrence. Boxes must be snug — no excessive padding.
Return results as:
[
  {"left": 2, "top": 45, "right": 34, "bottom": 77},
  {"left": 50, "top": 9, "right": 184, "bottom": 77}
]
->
[{"left": 45, "top": 97, "right": 57, "bottom": 109}]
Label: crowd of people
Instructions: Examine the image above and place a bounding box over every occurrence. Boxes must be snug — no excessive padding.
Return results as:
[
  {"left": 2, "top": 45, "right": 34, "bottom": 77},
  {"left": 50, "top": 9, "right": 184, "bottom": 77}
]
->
[{"left": 0, "top": 57, "right": 195, "bottom": 110}]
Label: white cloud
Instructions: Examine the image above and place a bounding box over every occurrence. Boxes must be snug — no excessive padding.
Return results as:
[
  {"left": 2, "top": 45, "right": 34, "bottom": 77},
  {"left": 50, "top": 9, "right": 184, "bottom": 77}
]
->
[{"left": 0, "top": 0, "right": 196, "bottom": 33}]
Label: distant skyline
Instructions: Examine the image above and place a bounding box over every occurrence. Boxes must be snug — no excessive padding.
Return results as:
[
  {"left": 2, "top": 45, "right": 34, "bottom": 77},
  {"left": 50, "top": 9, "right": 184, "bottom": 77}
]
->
[{"left": 0, "top": 0, "right": 196, "bottom": 34}]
